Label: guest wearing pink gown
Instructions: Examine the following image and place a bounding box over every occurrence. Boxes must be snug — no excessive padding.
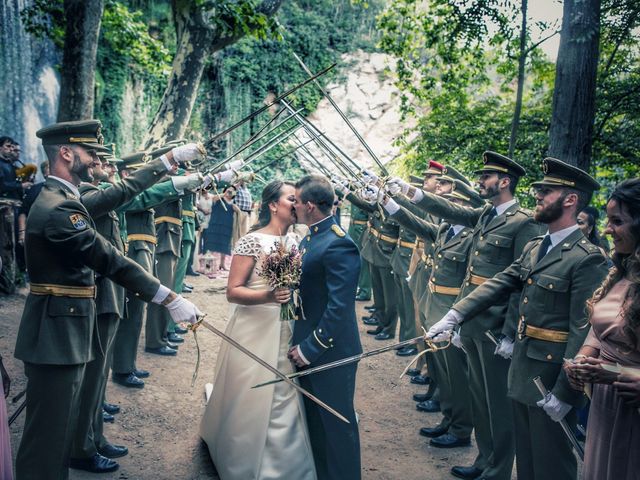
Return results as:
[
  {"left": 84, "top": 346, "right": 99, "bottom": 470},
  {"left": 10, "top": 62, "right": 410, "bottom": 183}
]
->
[
  {"left": 565, "top": 178, "right": 640, "bottom": 480},
  {"left": 0, "top": 355, "right": 13, "bottom": 480}
]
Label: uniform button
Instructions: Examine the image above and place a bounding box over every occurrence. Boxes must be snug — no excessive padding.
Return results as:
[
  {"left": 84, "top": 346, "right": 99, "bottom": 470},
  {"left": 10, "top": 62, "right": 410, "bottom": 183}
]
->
[
  {"left": 495, "top": 240, "right": 499, "bottom": 245},
  {"left": 319, "top": 329, "right": 322, "bottom": 333},
  {"left": 466, "top": 281, "right": 470, "bottom": 286},
  {"left": 523, "top": 297, "right": 528, "bottom": 304},
  {"left": 69, "top": 307, "right": 75, "bottom": 313},
  {"left": 475, "top": 251, "right": 479, "bottom": 256},
  {"left": 438, "top": 254, "right": 442, "bottom": 258},
  {"left": 452, "top": 256, "right": 456, "bottom": 260},
  {"left": 527, "top": 278, "right": 533, "bottom": 285},
  {"left": 546, "top": 354, "right": 553, "bottom": 360},
  {"left": 520, "top": 315, "right": 525, "bottom": 321},
  {"left": 306, "top": 236, "right": 311, "bottom": 241},
  {"left": 549, "top": 284, "right": 554, "bottom": 289},
  {"left": 435, "top": 266, "right": 439, "bottom": 269},
  {"left": 470, "top": 266, "right": 474, "bottom": 271},
  {"left": 432, "top": 277, "right": 436, "bottom": 281},
  {"left": 480, "top": 236, "right": 484, "bottom": 241}
]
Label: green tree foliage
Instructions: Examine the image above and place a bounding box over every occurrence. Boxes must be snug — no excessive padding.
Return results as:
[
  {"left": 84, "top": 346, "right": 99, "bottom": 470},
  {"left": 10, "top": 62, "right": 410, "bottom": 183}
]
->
[{"left": 378, "top": 0, "right": 640, "bottom": 208}]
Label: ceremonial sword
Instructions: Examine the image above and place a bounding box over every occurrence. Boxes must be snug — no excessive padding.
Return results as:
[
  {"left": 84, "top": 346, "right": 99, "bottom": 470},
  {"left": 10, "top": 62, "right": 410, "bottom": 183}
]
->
[
  {"left": 251, "top": 335, "right": 426, "bottom": 389},
  {"left": 533, "top": 376, "right": 585, "bottom": 461},
  {"left": 193, "top": 318, "right": 350, "bottom": 424}
]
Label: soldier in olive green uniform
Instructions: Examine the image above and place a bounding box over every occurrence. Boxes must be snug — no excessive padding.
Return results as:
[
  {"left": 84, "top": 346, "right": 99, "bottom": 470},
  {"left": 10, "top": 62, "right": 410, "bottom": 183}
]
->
[
  {"left": 384, "top": 180, "right": 485, "bottom": 453},
  {"left": 429, "top": 158, "right": 608, "bottom": 480},
  {"left": 393, "top": 152, "right": 543, "bottom": 480},
  {"left": 346, "top": 190, "right": 400, "bottom": 340},
  {"left": 347, "top": 204, "right": 372, "bottom": 301},
  {"left": 72, "top": 145, "right": 183, "bottom": 468},
  {"left": 14, "top": 120, "right": 200, "bottom": 480}
]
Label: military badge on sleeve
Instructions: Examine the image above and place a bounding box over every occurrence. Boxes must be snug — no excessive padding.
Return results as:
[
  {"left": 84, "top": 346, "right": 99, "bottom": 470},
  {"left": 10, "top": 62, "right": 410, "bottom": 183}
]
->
[{"left": 69, "top": 214, "right": 88, "bottom": 230}]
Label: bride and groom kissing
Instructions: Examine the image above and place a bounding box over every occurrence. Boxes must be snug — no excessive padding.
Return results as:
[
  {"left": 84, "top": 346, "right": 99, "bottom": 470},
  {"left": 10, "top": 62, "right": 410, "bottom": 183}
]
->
[{"left": 200, "top": 175, "right": 362, "bottom": 480}]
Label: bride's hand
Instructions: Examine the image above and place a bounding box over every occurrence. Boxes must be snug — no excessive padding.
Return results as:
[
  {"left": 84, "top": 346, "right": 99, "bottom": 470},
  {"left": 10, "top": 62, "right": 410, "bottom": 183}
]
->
[{"left": 269, "top": 287, "right": 291, "bottom": 304}]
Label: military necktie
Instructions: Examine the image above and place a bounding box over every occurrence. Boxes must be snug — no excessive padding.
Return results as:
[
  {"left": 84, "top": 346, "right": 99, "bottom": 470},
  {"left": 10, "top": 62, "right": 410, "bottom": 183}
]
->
[
  {"left": 536, "top": 235, "right": 552, "bottom": 263},
  {"left": 445, "top": 226, "right": 455, "bottom": 243},
  {"left": 483, "top": 207, "right": 497, "bottom": 228}
]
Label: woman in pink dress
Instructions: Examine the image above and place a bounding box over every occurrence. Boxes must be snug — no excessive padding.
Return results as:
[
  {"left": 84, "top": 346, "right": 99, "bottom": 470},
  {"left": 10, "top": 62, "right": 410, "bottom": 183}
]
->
[{"left": 565, "top": 178, "right": 640, "bottom": 480}]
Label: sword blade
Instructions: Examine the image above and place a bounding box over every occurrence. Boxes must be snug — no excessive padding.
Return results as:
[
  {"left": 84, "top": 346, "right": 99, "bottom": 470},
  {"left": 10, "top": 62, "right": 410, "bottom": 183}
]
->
[
  {"left": 197, "top": 320, "right": 350, "bottom": 424},
  {"left": 533, "top": 376, "right": 585, "bottom": 461},
  {"left": 252, "top": 335, "right": 425, "bottom": 389}
]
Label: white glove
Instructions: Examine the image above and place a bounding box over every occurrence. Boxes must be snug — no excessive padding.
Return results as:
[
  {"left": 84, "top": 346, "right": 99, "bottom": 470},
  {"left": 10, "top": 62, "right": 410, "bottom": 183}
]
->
[
  {"left": 171, "top": 173, "right": 203, "bottom": 192},
  {"left": 361, "top": 185, "right": 383, "bottom": 203},
  {"left": 165, "top": 295, "right": 202, "bottom": 325},
  {"left": 332, "top": 177, "right": 349, "bottom": 195},
  {"left": 173, "top": 142, "right": 205, "bottom": 163},
  {"left": 451, "top": 330, "right": 463, "bottom": 349},
  {"left": 495, "top": 337, "right": 514, "bottom": 359},
  {"left": 536, "top": 393, "right": 572, "bottom": 422},
  {"left": 386, "top": 177, "right": 410, "bottom": 196},
  {"left": 215, "top": 169, "right": 236, "bottom": 184},
  {"left": 426, "top": 309, "right": 463, "bottom": 342},
  {"left": 224, "top": 159, "right": 244, "bottom": 171},
  {"left": 361, "top": 169, "right": 379, "bottom": 185},
  {"left": 382, "top": 196, "right": 400, "bottom": 215}
]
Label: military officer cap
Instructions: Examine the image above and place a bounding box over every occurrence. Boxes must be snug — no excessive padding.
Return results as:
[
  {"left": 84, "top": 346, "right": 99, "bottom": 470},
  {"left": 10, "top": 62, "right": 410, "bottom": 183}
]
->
[
  {"left": 36, "top": 120, "right": 104, "bottom": 150},
  {"left": 119, "top": 151, "right": 148, "bottom": 171},
  {"left": 532, "top": 157, "right": 600, "bottom": 193},
  {"left": 444, "top": 179, "right": 484, "bottom": 207},
  {"left": 410, "top": 174, "right": 423, "bottom": 187},
  {"left": 96, "top": 149, "right": 123, "bottom": 165},
  {"left": 474, "top": 151, "right": 526, "bottom": 178},
  {"left": 440, "top": 165, "right": 471, "bottom": 186},
  {"left": 423, "top": 159, "right": 444, "bottom": 176}
]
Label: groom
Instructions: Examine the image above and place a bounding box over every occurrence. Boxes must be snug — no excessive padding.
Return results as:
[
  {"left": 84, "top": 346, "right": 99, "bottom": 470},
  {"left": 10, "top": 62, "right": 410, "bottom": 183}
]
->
[{"left": 289, "top": 175, "right": 362, "bottom": 480}]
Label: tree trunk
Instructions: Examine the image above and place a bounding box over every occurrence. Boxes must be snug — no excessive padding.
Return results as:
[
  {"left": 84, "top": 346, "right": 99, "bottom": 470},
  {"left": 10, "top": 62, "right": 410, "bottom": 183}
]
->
[
  {"left": 57, "top": 0, "right": 104, "bottom": 122},
  {"left": 508, "top": 0, "right": 527, "bottom": 158},
  {"left": 547, "top": 0, "right": 601, "bottom": 170},
  {"left": 144, "top": 0, "right": 284, "bottom": 149}
]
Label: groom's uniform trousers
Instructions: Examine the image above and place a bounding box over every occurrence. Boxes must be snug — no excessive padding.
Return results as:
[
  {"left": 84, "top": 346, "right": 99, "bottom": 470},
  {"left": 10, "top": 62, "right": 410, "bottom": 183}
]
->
[{"left": 295, "top": 216, "right": 362, "bottom": 480}]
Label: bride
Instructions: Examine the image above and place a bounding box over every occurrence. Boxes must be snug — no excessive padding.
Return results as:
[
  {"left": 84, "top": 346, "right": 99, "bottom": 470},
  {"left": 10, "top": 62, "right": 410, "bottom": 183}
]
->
[{"left": 200, "top": 180, "right": 317, "bottom": 480}]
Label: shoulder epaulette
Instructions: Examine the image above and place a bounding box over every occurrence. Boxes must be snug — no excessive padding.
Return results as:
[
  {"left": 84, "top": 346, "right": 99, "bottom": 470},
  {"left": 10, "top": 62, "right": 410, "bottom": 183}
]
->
[
  {"left": 577, "top": 238, "right": 600, "bottom": 254},
  {"left": 331, "top": 224, "right": 346, "bottom": 237}
]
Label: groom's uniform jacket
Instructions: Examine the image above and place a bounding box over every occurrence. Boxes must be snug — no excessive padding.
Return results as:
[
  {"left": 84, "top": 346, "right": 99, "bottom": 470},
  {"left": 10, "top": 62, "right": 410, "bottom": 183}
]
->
[{"left": 295, "top": 215, "right": 362, "bottom": 364}]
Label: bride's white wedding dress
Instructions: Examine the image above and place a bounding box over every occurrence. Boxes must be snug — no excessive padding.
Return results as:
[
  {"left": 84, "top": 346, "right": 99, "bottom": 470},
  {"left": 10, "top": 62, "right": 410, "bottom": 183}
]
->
[{"left": 199, "top": 232, "right": 317, "bottom": 480}]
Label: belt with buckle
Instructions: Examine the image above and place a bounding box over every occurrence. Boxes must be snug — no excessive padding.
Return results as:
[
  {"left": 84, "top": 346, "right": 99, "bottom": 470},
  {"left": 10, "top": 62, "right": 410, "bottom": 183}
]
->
[
  {"left": 421, "top": 253, "right": 433, "bottom": 266},
  {"left": 517, "top": 318, "right": 568, "bottom": 343},
  {"left": 398, "top": 239, "right": 415, "bottom": 249},
  {"left": 370, "top": 227, "right": 398, "bottom": 244},
  {"left": 127, "top": 234, "right": 157, "bottom": 245},
  {"left": 415, "top": 240, "right": 425, "bottom": 250},
  {"left": 428, "top": 281, "right": 460, "bottom": 296},
  {"left": 469, "top": 273, "right": 490, "bottom": 286},
  {"left": 30, "top": 283, "right": 96, "bottom": 298}
]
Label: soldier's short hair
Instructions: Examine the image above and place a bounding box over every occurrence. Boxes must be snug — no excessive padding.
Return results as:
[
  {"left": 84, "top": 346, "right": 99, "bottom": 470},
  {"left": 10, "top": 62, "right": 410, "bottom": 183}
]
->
[
  {"left": 497, "top": 172, "right": 519, "bottom": 195},
  {"left": 563, "top": 187, "right": 591, "bottom": 215},
  {"left": 295, "top": 174, "right": 334, "bottom": 215}
]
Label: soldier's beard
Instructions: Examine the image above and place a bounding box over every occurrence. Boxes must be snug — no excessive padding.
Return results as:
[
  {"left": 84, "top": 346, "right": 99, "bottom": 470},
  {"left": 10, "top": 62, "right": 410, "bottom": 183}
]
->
[
  {"left": 479, "top": 183, "right": 499, "bottom": 199},
  {"left": 72, "top": 152, "right": 94, "bottom": 183},
  {"left": 534, "top": 195, "right": 565, "bottom": 224}
]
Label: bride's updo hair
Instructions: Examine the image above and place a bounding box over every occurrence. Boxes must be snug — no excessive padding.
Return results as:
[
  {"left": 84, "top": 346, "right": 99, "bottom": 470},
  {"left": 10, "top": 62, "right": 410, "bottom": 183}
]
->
[{"left": 249, "top": 180, "right": 295, "bottom": 232}]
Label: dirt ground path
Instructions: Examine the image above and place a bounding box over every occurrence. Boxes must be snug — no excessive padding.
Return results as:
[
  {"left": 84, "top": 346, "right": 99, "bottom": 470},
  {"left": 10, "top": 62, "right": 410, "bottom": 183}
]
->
[{"left": 1, "top": 275, "right": 480, "bottom": 480}]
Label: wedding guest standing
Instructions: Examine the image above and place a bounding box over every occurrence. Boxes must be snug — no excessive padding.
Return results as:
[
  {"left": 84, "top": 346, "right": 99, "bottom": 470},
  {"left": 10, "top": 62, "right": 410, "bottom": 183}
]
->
[
  {"left": 565, "top": 178, "right": 640, "bottom": 480},
  {"left": 203, "top": 186, "right": 240, "bottom": 274}
]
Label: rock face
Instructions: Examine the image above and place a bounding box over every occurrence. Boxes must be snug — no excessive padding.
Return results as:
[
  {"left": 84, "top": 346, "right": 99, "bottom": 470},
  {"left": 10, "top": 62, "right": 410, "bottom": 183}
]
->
[{"left": 297, "top": 50, "right": 415, "bottom": 174}]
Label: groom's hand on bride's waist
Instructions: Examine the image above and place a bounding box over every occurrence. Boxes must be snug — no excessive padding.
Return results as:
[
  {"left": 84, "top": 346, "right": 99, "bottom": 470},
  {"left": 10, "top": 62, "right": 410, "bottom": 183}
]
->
[{"left": 288, "top": 345, "right": 310, "bottom": 368}]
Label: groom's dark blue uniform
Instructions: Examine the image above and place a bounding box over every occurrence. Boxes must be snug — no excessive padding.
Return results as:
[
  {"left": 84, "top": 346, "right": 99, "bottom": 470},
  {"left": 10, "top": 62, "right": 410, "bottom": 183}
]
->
[{"left": 294, "top": 215, "right": 362, "bottom": 480}]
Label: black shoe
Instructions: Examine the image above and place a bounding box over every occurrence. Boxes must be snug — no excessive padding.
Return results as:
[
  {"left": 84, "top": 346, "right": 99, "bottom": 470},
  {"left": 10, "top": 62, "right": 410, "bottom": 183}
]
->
[
  {"left": 103, "top": 411, "right": 114, "bottom": 423},
  {"left": 184, "top": 283, "right": 193, "bottom": 289},
  {"left": 186, "top": 269, "right": 200, "bottom": 277},
  {"left": 362, "top": 317, "right": 379, "bottom": 326},
  {"left": 430, "top": 433, "right": 471, "bottom": 448},
  {"left": 417, "top": 399, "right": 441, "bottom": 413},
  {"left": 366, "top": 326, "right": 383, "bottom": 335},
  {"left": 182, "top": 286, "right": 193, "bottom": 293},
  {"left": 167, "top": 332, "right": 184, "bottom": 343},
  {"left": 419, "top": 425, "right": 448, "bottom": 438},
  {"left": 364, "top": 305, "right": 376, "bottom": 311},
  {"left": 97, "top": 443, "right": 129, "bottom": 459},
  {"left": 174, "top": 325, "right": 188, "bottom": 335},
  {"left": 70, "top": 454, "right": 119, "bottom": 473},
  {"left": 103, "top": 402, "right": 120, "bottom": 415},
  {"left": 413, "top": 391, "right": 434, "bottom": 402},
  {"left": 406, "top": 368, "right": 421, "bottom": 377},
  {"left": 166, "top": 341, "right": 180, "bottom": 349},
  {"left": 410, "top": 374, "right": 430, "bottom": 385},
  {"left": 451, "top": 466, "right": 483, "bottom": 479},
  {"left": 396, "top": 346, "right": 418, "bottom": 357},
  {"left": 112, "top": 372, "right": 145, "bottom": 389},
  {"left": 374, "top": 332, "right": 394, "bottom": 341},
  {"left": 133, "top": 369, "right": 150, "bottom": 378},
  {"left": 145, "top": 346, "right": 177, "bottom": 356}
]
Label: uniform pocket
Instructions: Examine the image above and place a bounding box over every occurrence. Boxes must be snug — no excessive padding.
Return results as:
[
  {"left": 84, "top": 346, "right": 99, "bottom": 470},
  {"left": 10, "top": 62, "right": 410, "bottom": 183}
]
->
[
  {"left": 485, "top": 233, "right": 513, "bottom": 263},
  {"left": 47, "top": 296, "right": 91, "bottom": 317},
  {"left": 443, "top": 250, "right": 468, "bottom": 274},
  {"left": 535, "top": 274, "right": 570, "bottom": 311},
  {"left": 525, "top": 337, "right": 565, "bottom": 364}
]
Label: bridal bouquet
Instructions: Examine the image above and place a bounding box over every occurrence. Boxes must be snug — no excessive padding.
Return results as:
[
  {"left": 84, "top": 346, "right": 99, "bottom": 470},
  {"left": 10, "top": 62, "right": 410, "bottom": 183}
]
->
[{"left": 258, "top": 239, "right": 303, "bottom": 321}]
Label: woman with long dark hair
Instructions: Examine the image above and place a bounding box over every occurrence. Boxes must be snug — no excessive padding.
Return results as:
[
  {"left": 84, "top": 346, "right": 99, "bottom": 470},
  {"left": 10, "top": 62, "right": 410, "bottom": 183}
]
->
[
  {"left": 565, "top": 178, "right": 640, "bottom": 480},
  {"left": 199, "top": 180, "right": 317, "bottom": 480},
  {"left": 578, "top": 205, "right": 611, "bottom": 254},
  {"left": 202, "top": 185, "right": 240, "bottom": 276}
]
